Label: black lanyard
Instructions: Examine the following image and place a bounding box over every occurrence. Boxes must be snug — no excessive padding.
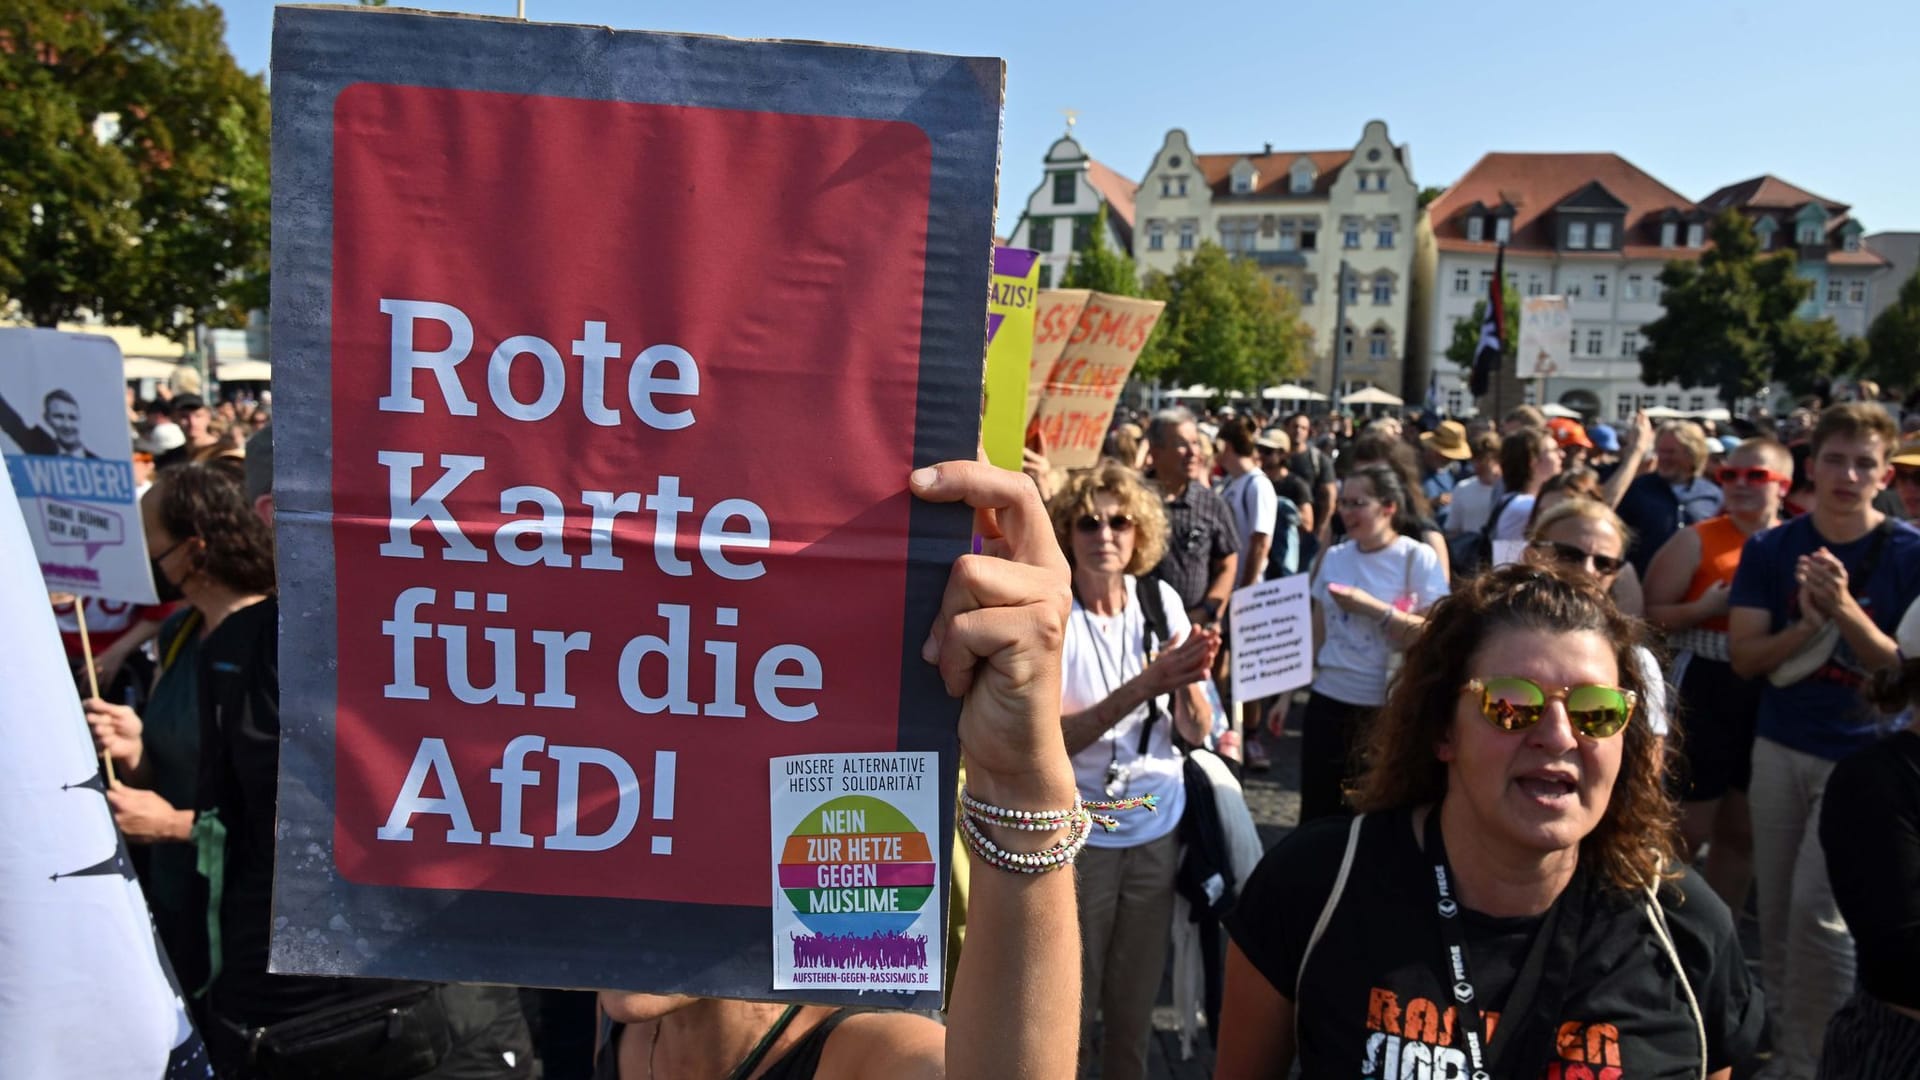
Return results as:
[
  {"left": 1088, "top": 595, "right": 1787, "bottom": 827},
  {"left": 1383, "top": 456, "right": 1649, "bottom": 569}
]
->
[{"left": 1424, "top": 808, "right": 1588, "bottom": 1079}]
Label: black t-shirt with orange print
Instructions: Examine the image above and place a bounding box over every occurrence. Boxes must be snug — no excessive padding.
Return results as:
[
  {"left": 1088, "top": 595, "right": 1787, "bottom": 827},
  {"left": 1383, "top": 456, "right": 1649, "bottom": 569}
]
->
[{"left": 1225, "top": 807, "right": 1764, "bottom": 1079}]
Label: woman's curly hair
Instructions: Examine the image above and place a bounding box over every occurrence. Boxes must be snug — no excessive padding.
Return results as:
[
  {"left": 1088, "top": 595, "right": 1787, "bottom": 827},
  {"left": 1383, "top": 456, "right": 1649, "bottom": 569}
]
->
[
  {"left": 1047, "top": 461, "right": 1167, "bottom": 576},
  {"left": 1349, "top": 563, "right": 1680, "bottom": 892},
  {"left": 151, "top": 462, "right": 276, "bottom": 595}
]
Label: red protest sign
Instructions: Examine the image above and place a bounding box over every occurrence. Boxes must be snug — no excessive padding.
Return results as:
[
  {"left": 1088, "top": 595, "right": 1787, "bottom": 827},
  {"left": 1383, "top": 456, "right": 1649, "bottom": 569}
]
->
[{"left": 1026, "top": 292, "right": 1164, "bottom": 470}]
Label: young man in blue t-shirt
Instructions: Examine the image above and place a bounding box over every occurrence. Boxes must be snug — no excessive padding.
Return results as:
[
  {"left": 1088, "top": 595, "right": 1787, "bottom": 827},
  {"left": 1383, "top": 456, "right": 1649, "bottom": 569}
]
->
[{"left": 1729, "top": 403, "right": 1920, "bottom": 1079}]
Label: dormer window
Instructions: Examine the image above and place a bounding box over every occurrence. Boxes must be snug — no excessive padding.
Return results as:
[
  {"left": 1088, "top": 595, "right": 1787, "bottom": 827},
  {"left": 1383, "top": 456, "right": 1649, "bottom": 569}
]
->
[
  {"left": 1052, "top": 171, "right": 1075, "bottom": 205},
  {"left": 1661, "top": 222, "right": 1678, "bottom": 247},
  {"left": 1593, "top": 222, "right": 1613, "bottom": 249},
  {"left": 1290, "top": 162, "right": 1314, "bottom": 194},
  {"left": 1797, "top": 222, "right": 1821, "bottom": 245},
  {"left": 1467, "top": 216, "right": 1485, "bottom": 242},
  {"left": 1233, "top": 171, "right": 1255, "bottom": 194},
  {"left": 1494, "top": 217, "right": 1511, "bottom": 243},
  {"left": 1844, "top": 233, "right": 1861, "bottom": 253},
  {"left": 1687, "top": 223, "right": 1705, "bottom": 248},
  {"left": 1568, "top": 222, "right": 1589, "bottom": 249},
  {"left": 1755, "top": 217, "right": 1776, "bottom": 251}
]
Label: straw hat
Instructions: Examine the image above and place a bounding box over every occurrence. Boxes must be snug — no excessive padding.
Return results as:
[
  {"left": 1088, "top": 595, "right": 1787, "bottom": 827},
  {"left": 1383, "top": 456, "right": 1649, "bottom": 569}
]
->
[{"left": 1419, "top": 420, "right": 1471, "bottom": 460}]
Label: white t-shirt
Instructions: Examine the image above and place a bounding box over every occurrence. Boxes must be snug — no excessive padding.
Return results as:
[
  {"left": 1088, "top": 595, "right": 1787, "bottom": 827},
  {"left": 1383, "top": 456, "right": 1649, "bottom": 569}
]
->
[
  {"left": 1063, "top": 577, "right": 1193, "bottom": 848},
  {"left": 1493, "top": 493, "right": 1536, "bottom": 541},
  {"left": 1631, "top": 644, "right": 1671, "bottom": 737},
  {"left": 1446, "top": 477, "right": 1498, "bottom": 537},
  {"left": 1218, "top": 470, "right": 1279, "bottom": 568},
  {"left": 1310, "top": 537, "right": 1450, "bottom": 707}
]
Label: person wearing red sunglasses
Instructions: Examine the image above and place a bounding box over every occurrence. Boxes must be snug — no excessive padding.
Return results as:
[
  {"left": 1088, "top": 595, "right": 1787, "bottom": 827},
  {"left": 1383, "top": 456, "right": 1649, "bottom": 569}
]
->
[
  {"left": 1643, "top": 437, "right": 1792, "bottom": 915},
  {"left": 1215, "top": 565, "right": 1761, "bottom": 1080}
]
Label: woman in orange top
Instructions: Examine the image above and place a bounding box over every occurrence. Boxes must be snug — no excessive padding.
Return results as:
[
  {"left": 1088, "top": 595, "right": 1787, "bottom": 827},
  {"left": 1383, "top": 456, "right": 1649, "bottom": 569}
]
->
[{"left": 1643, "top": 437, "right": 1792, "bottom": 910}]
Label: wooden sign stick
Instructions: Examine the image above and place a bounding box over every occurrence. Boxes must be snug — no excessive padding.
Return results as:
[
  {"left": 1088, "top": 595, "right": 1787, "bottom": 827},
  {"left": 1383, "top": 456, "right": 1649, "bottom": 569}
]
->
[{"left": 73, "top": 603, "right": 117, "bottom": 785}]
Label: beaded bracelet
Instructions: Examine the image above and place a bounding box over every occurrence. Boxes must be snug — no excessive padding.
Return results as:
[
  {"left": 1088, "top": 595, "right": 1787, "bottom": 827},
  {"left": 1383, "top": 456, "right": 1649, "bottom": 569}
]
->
[{"left": 956, "top": 788, "right": 1161, "bottom": 873}]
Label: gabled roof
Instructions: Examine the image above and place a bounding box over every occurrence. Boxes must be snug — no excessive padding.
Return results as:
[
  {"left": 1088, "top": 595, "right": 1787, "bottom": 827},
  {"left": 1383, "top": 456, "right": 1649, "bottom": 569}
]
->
[
  {"left": 1427, "top": 152, "right": 1696, "bottom": 257},
  {"left": 1085, "top": 158, "right": 1138, "bottom": 229},
  {"left": 1194, "top": 150, "right": 1356, "bottom": 198},
  {"left": 1699, "top": 174, "right": 1847, "bottom": 215}
]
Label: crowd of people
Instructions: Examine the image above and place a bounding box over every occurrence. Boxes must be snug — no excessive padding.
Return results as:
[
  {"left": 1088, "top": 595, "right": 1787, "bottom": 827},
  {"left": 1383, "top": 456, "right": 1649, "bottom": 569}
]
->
[{"left": 37, "top": 380, "right": 1920, "bottom": 1080}]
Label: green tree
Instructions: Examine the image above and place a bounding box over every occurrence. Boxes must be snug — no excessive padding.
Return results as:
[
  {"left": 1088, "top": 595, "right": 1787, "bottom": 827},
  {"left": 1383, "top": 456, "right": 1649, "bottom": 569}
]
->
[
  {"left": 1418, "top": 186, "right": 1447, "bottom": 209},
  {"left": 1060, "top": 205, "right": 1140, "bottom": 297},
  {"left": 1637, "top": 210, "right": 1849, "bottom": 404},
  {"left": 1134, "top": 242, "right": 1309, "bottom": 392},
  {"left": 1444, "top": 282, "right": 1521, "bottom": 372},
  {"left": 0, "top": 1, "right": 271, "bottom": 337},
  {"left": 1862, "top": 271, "right": 1920, "bottom": 390}
]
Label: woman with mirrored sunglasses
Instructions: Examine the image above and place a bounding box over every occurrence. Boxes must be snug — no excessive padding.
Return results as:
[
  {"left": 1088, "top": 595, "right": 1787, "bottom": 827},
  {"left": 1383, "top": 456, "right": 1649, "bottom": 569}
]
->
[
  {"left": 1216, "top": 565, "right": 1763, "bottom": 1080},
  {"left": 1044, "top": 462, "right": 1220, "bottom": 1080},
  {"left": 1643, "top": 437, "right": 1792, "bottom": 913}
]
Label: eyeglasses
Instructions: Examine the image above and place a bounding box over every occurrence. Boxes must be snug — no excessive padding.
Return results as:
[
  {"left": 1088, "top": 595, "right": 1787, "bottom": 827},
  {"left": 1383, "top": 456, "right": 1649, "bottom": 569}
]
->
[
  {"left": 1337, "top": 497, "right": 1380, "bottom": 511},
  {"left": 1074, "top": 513, "right": 1135, "bottom": 535},
  {"left": 1715, "top": 466, "right": 1790, "bottom": 487},
  {"left": 1529, "top": 538, "right": 1624, "bottom": 577},
  {"left": 1463, "top": 676, "right": 1636, "bottom": 738}
]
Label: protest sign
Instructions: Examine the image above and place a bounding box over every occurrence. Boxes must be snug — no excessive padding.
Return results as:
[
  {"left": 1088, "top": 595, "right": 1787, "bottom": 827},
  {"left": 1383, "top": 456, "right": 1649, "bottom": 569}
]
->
[
  {"left": 268, "top": 6, "right": 1001, "bottom": 1007},
  {"left": 1517, "top": 296, "right": 1588, "bottom": 379},
  {"left": 1026, "top": 289, "right": 1089, "bottom": 423},
  {"left": 982, "top": 248, "right": 1040, "bottom": 471},
  {"left": 1026, "top": 292, "right": 1165, "bottom": 470},
  {"left": 1228, "top": 574, "right": 1312, "bottom": 703},
  {"left": 0, "top": 329, "right": 155, "bottom": 604},
  {"left": 0, "top": 466, "right": 210, "bottom": 1077}
]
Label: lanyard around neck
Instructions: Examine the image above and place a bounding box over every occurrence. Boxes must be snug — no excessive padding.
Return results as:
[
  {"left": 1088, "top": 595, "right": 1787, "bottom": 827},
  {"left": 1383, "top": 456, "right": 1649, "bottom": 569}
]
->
[{"left": 1422, "top": 808, "right": 1587, "bottom": 1079}]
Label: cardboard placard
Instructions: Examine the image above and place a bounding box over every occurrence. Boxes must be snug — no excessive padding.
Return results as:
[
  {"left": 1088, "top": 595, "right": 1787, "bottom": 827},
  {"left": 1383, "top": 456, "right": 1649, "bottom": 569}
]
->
[
  {"left": 268, "top": 5, "right": 1002, "bottom": 1006},
  {"left": 0, "top": 329, "right": 156, "bottom": 604},
  {"left": 1025, "top": 291, "right": 1164, "bottom": 470},
  {"left": 1228, "top": 574, "right": 1312, "bottom": 703},
  {"left": 982, "top": 248, "right": 1039, "bottom": 471}
]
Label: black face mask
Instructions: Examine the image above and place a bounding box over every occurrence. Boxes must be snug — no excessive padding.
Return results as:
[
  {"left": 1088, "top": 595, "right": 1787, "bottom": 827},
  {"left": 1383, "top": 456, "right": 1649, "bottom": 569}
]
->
[{"left": 151, "top": 540, "right": 187, "bottom": 604}]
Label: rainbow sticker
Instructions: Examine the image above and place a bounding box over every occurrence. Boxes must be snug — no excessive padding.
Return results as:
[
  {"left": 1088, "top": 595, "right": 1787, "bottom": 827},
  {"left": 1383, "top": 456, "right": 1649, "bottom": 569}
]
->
[{"left": 771, "top": 754, "right": 941, "bottom": 993}]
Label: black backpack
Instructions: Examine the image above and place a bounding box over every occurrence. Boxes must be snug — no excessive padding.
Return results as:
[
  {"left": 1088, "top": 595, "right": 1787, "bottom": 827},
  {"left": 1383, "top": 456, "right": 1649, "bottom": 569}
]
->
[{"left": 1447, "top": 491, "right": 1518, "bottom": 579}]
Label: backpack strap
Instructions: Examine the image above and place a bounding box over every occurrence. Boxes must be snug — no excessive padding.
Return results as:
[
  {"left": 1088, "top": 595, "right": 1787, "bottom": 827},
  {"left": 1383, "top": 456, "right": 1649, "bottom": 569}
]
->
[
  {"left": 1133, "top": 578, "right": 1173, "bottom": 755},
  {"left": 1295, "top": 813, "right": 1364, "bottom": 1002},
  {"left": 1641, "top": 880, "right": 1707, "bottom": 1080}
]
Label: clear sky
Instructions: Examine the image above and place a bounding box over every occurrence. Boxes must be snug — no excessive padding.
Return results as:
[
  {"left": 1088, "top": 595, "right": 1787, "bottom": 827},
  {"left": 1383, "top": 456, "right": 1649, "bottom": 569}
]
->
[{"left": 221, "top": 0, "right": 1920, "bottom": 240}]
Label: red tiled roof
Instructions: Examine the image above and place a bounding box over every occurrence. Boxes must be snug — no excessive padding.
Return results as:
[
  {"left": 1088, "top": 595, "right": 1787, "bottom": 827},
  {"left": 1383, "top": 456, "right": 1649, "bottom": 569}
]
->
[
  {"left": 1085, "top": 158, "right": 1137, "bottom": 229},
  {"left": 1699, "top": 174, "right": 1847, "bottom": 214},
  {"left": 1195, "top": 150, "right": 1355, "bottom": 198},
  {"left": 1829, "top": 249, "right": 1890, "bottom": 268},
  {"left": 1428, "top": 152, "right": 1696, "bottom": 255}
]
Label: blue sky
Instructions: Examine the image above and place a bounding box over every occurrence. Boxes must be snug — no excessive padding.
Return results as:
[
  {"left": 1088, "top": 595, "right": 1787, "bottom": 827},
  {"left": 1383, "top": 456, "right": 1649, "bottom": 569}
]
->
[{"left": 221, "top": 0, "right": 1920, "bottom": 240}]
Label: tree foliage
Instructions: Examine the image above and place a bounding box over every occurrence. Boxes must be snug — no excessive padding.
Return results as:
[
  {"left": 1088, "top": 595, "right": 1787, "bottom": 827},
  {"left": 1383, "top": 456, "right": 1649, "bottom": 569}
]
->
[
  {"left": 1418, "top": 186, "right": 1447, "bottom": 209},
  {"left": 0, "top": 1, "right": 270, "bottom": 337},
  {"left": 1637, "top": 210, "right": 1853, "bottom": 404},
  {"left": 1059, "top": 205, "right": 1140, "bottom": 297},
  {"left": 1134, "top": 242, "right": 1310, "bottom": 392},
  {"left": 1444, "top": 282, "right": 1521, "bottom": 373},
  {"left": 1863, "top": 271, "right": 1920, "bottom": 391}
]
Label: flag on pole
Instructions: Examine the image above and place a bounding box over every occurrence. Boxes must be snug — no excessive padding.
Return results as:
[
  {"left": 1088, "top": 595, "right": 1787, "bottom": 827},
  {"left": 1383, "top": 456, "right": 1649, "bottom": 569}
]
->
[
  {"left": 1469, "top": 243, "right": 1506, "bottom": 399},
  {"left": 0, "top": 464, "right": 211, "bottom": 1077}
]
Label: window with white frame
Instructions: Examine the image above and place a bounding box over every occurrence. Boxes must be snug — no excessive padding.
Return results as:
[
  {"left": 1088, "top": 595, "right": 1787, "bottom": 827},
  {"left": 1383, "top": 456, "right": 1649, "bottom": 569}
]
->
[
  {"left": 1593, "top": 222, "right": 1614, "bottom": 249},
  {"left": 1797, "top": 222, "right": 1822, "bottom": 245},
  {"left": 1620, "top": 330, "right": 1640, "bottom": 357},
  {"left": 1221, "top": 219, "right": 1257, "bottom": 253},
  {"left": 1053, "top": 172, "right": 1075, "bottom": 204},
  {"left": 1375, "top": 171, "right": 1389, "bottom": 192},
  {"left": 1660, "top": 222, "right": 1677, "bottom": 247},
  {"left": 1030, "top": 218, "right": 1053, "bottom": 251},
  {"left": 1564, "top": 280, "right": 1582, "bottom": 299},
  {"left": 1368, "top": 327, "right": 1390, "bottom": 359},
  {"left": 1687, "top": 223, "right": 1705, "bottom": 248},
  {"left": 1176, "top": 177, "right": 1188, "bottom": 197},
  {"left": 1447, "top": 388, "right": 1466, "bottom": 415},
  {"left": 1494, "top": 217, "right": 1511, "bottom": 243},
  {"left": 1827, "top": 279, "right": 1844, "bottom": 304},
  {"left": 1377, "top": 219, "right": 1396, "bottom": 248},
  {"left": 1527, "top": 275, "right": 1545, "bottom": 296},
  {"left": 1850, "top": 279, "right": 1867, "bottom": 305},
  {"left": 1665, "top": 394, "right": 1681, "bottom": 409},
  {"left": 1478, "top": 269, "right": 1494, "bottom": 292},
  {"left": 1279, "top": 219, "right": 1298, "bottom": 251},
  {"left": 1467, "top": 216, "right": 1485, "bottom": 242},
  {"left": 1344, "top": 274, "right": 1360, "bottom": 304},
  {"left": 1640, "top": 392, "right": 1658, "bottom": 409},
  {"left": 1453, "top": 268, "right": 1471, "bottom": 294},
  {"left": 1179, "top": 220, "right": 1196, "bottom": 250},
  {"left": 1372, "top": 273, "right": 1393, "bottom": 305},
  {"left": 1593, "top": 274, "right": 1609, "bottom": 299},
  {"left": 1844, "top": 232, "right": 1862, "bottom": 253},
  {"left": 1160, "top": 177, "right": 1174, "bottom": 198},
  {"left": 1300, "top": 224, "right": 1318, "bottom": 250},
  {"left": 1291, "top": 165, "right": 1313, "bottom": 194},
  {"left": 1343, "top": 218, "right": 1362, "bottom": 249},
  {"left": 1341, "top": 327, "right": 1355, "bottom": 357},
  {"left": 1233, "top": 174, "right": 1252, "bottom": 194},
  {"left": 1625, "top": 274, "right": 1642, "bottom": 301},
  {"left": 1616, "top": 394, "right": 1636, "bottom": 421},
  {"left": 1147, "top": 221, "right": 1165, "bottom": 251},
  {"left": 1688, "top": 394, "right": 1707, "bottom": 412},
  {"left": 1356, "top": 171, "right": 1369, "bottom": 191},
  {"left": 1302, "top": 277, "right": 1317, "bottom": 305},
  {"left": 1568, "top": 222, "right": 1589, "bottom": 249},
  {"left": 1586, "top": 329, "right": 1604, "bottom": 356}
]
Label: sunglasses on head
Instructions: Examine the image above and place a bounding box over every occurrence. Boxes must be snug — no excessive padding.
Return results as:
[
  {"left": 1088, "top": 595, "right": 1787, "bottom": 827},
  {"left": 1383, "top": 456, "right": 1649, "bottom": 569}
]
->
[
  {"left": 1714, "top": 465, "right": 1789, "bottom": 487},
  {"left": 1529, "top": 538, "right": 1624, "bottom": 576},
  {"left": 1463, "top": 676, "right": 1636, "bottom": 738},
  {"left": 1074, "top": 513, "right": 1135, "bottom": 535}
]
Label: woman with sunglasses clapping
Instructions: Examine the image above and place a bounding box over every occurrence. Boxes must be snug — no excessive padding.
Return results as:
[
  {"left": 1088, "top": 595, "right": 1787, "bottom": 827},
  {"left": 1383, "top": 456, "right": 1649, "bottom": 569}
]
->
[
  {"left": 1300, "top": 463, "right": 1449, "bottom": 821},
  {"left": 1046, "top": 463, "right": 1220, "bottom": 1080},
  {"left": 1216, "top": 565, "right": 1764, "bottom": 1080},
  {"left": 1642, "top": 438, "right": 1793, "bottom": 912}
]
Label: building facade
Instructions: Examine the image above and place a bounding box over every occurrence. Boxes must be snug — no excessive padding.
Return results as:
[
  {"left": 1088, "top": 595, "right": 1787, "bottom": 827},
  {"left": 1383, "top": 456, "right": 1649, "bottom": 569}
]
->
[
  {"left": 1132, "top": 120, "right": 1419, "bottom": 398},
  {"left": 1420, "top": 153, "right": 1719, "bottom": 421},
  {"left": 1698, "top": 176, "right": 1888, "bottom": 337},
  {"left": 1865, "top": 232, "right": 1920, "bottom": 328},
  {"left": 1005, "top": 131, "right": 1137, "bottom": 289}
]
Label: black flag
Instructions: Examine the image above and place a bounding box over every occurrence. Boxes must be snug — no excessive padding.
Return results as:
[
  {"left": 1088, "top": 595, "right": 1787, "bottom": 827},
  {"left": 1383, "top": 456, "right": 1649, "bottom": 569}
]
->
[{"left": 1468, "top": 244, "right": 1506, "bottom": 398}]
